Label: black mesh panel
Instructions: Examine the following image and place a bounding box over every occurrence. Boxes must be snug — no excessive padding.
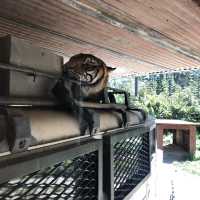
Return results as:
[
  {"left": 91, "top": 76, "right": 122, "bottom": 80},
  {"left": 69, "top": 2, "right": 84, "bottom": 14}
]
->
[
  {"left": 113, "top": 133, "right": 150, "bottom": 200},
  {"left": 0, "top": 151, "right": 98, "bottom": 200}
]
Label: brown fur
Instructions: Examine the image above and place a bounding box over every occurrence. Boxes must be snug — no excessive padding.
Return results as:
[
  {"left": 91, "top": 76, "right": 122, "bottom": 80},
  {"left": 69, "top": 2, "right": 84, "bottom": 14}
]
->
[{"left": 63, "top": 54, "right": 115, "bottom": 100}]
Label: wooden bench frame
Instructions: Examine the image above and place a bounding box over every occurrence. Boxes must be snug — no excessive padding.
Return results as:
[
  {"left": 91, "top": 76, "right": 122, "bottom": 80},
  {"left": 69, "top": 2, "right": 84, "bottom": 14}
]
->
[{"left": 156, "top": 119, "right": 200, "bottom": 155}]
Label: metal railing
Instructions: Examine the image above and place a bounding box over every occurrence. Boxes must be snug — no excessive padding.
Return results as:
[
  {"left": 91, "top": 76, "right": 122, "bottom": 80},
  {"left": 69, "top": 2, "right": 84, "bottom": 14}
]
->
[{"left": 0, "top": 120, "right": 155, "bottom": 200}]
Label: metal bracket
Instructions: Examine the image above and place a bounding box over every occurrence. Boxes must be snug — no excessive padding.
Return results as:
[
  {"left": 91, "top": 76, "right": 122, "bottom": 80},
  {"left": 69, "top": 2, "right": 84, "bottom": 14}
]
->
[
  {"left": 0, "top": 110, "right": 9, "bottom": 153},
  {"left": 5, "top": 109, "right": 31, "bottom": 153}
]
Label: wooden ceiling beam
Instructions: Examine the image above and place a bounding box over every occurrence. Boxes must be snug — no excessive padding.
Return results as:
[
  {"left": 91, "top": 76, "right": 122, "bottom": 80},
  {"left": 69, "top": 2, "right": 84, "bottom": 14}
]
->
[
  {"left": 0, "top": 0, "right": 199, "bottom": 75},
  {"left": 0, "top": 16, "right": 167, "bottom": 75},
  {"left": 0, "top": 15, "right": 171, "bottom": 71},
  {"left": 68, "top": 0, "right": 200, "bottom": 62}
]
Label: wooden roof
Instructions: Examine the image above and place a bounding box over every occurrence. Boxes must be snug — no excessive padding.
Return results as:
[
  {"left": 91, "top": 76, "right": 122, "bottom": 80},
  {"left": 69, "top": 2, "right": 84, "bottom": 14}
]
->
[{"left": 0, "top": 0, "right": 200, "bottom": 76}]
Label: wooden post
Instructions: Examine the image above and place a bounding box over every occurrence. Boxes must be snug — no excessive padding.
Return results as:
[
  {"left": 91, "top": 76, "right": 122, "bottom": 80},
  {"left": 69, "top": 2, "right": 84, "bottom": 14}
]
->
[
  {"left": 189, "top": 126, "right": 196, "bottom": 156},
  {"left": 175, "top": 129, "right": 182, "bottom": 147},
  {"left": 173, "top": 131, "right": 176, "bottom": 144},
  {"left": 156, "top": 125, "right": 164, "bottom": 150},
  {"left": 134, "top": 77, "right": 138, "bottom": 97}
]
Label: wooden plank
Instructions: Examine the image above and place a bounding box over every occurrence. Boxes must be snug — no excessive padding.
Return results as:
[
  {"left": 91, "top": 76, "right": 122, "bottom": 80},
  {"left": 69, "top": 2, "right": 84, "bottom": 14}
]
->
[
  {"left": 77, "top": 0, "right": 200, "bottom": 62},
  {"left": 0, "top": 0, "right": 200, "bottom": 75},
  {"left": 0, "top": 35, "right": 63, "bottom": 75},
  {"left": 0, "top": 16, "right": 168, "bottom": 75},
  {"left": 156, "top": 119, "right": 200, "bottom": 126},
  {"left": 100, "top": 0, "right": 200, "bottom": 53},
  {"left": 0, "top": 69, "right": 56, "bottom": 98}
]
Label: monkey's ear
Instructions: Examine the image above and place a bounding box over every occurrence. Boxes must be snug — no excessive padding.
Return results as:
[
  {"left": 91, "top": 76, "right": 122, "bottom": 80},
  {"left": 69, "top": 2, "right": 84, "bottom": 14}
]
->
[{"left": 107, "top": 66, "right": 116, "bottom": 72}]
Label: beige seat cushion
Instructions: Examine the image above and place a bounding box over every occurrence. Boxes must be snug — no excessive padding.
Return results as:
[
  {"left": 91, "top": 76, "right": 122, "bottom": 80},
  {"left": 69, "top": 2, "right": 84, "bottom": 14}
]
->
[{"left": 20, "top": 108, "right": 144, "bottom": 145}]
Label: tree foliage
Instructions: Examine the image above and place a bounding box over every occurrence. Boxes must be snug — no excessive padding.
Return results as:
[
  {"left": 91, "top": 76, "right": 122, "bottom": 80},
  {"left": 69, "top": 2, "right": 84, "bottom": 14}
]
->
[{"left": 110, "top": 70, "right": 200, "bottom": 122}]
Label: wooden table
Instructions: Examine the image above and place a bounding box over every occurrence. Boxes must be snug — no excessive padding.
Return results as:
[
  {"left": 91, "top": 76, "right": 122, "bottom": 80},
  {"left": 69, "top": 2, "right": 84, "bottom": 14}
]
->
[{"left": 156, "top": 119, "right": 200, "bottom": 155}]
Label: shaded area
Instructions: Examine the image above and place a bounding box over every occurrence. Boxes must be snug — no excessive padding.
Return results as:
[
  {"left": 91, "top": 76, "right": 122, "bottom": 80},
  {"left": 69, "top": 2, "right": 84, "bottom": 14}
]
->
[
  {"left": 192, "top": 0, "right": 200, "bottom": 7},
  {"left": 163, "top": 144, "right": 189, "bottom": 163}
]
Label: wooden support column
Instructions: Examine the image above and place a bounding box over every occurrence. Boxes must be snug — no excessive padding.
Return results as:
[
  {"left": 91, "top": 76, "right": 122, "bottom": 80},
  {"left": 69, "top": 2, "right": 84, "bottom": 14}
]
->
[
  {"left": 189, "top": 126, "right": 196, "bottom": 155},
  {"left": 175, "top": 129, "right": 183, "bottom": 147},
  {"left": 156, "top": 126, "right": 164, "bottom": 150},
  {"left": 173, "top": 131, "right": 176, "bottom": 144},
  {"left": 134, "top": 77, "right": 138, "bottom": 97}
]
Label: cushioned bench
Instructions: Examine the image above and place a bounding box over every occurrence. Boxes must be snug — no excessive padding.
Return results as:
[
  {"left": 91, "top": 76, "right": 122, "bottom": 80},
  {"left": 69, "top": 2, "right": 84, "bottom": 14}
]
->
[{"left": 0, "top": 35, "right": 146, "bottom": 154}]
